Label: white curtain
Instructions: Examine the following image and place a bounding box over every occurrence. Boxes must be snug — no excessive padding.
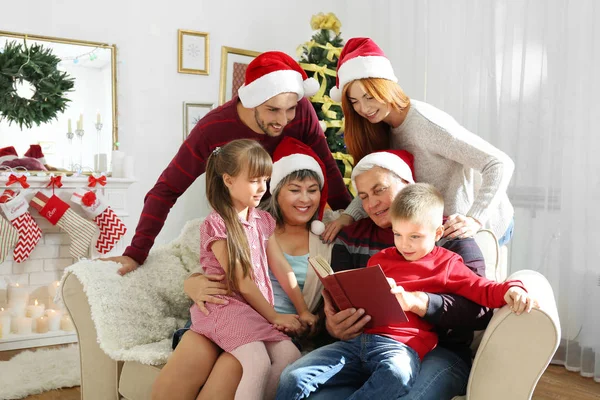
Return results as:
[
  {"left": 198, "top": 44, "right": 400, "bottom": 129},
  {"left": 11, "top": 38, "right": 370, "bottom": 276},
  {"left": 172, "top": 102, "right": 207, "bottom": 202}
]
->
[{"left": 377, "top": 0, "right": 600, "bottom": 381}]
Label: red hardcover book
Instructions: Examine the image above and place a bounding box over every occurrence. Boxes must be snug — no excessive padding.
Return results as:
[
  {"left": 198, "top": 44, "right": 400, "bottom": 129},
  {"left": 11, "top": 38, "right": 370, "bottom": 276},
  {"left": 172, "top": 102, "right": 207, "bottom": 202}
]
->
[{"left": 309, "top": 256, "right": 408, "bottom": 329}]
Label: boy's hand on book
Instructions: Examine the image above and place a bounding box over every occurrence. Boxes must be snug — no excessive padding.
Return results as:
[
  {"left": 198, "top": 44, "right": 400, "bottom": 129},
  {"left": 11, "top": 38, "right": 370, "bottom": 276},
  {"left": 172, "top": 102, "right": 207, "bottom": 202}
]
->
[
  {"left": 504, "top": 286, "right": 539, "bottom": 315},
  {"left": 323, "top": 289, "right": 370, "bottom": 340},
  {"left": 299, "top": 311, "right": 319, "bottom": 336},
  {"left": 272, "top": 313, "right": 302, "bottom": 333}
]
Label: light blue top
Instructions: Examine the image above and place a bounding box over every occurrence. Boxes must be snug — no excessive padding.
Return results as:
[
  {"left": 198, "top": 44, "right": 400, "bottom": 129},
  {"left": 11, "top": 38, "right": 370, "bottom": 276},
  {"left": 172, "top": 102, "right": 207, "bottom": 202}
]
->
[{"left": 269, "top": 253, "right": 309, "bottom": 314}]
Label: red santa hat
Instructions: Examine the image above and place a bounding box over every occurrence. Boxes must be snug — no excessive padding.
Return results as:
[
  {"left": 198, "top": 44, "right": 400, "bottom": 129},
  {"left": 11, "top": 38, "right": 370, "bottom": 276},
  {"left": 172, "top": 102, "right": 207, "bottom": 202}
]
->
[
  {"left": 24, "top": 144, "right": 46, "bottom": 165},
  {"left": 351, "top": 149, "right": 416, "bottom": 192},
  {"left": 329, "top": 37, "right": 398, "bottom": 102},
  {"left": 0, "top": 146, "right": 18, "bottom": 164},
  {"left": 238, "top": 51, "right": 320, "bottom": 108},
  {"left": 270, "top": 137, "right": 328, "bottom": 234}
]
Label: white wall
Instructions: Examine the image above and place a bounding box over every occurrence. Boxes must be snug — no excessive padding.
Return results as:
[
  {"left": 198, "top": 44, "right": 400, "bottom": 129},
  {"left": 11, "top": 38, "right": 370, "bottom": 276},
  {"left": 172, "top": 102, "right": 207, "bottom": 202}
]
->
[{"left": 0, "top": 0, "right": 387, "bottom": 246}]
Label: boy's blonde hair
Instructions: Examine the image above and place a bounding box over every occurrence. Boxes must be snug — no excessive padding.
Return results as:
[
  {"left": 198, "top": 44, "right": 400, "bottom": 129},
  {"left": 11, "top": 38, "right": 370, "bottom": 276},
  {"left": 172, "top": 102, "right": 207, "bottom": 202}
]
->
[{"left": 390, "top": 183, "right": 444, "bottom": 229}]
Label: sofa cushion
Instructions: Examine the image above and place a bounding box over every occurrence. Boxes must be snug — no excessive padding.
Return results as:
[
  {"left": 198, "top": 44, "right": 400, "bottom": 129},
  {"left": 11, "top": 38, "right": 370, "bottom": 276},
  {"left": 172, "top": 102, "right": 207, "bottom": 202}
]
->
[{"left": 119, "top": 361, "right": 163, "bottom": 400}]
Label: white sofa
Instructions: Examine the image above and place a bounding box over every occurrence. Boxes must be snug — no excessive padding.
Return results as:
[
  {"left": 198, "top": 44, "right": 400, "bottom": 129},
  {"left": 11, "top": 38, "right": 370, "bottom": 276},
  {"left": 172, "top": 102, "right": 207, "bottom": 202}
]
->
[{"left": 62, "top": 230, "right": 560, "bottom": 400}]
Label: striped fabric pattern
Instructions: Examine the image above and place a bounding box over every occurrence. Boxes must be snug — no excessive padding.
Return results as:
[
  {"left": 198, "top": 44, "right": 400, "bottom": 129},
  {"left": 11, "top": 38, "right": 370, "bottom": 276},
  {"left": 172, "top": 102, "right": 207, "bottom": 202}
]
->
[
  {"left": 0, "top": 216, "right": 19, "bottom": 263},
  {"left": 57, "top": 209, "right": 97, "bottom": 259},
  {"left": 94, "top": 207, "right": 127, "bottom": 254},
  {"left": 12, "top": 213, "right": 42, "bottom": 263}
]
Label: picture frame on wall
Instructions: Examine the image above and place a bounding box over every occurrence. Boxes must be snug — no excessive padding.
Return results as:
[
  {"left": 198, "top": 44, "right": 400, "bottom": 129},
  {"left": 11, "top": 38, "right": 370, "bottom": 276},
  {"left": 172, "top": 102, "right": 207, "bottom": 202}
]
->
[
  {"left": 218, "top": 46, "right": 261, "bottom": 105},
  {"left": 178, "top": 29, "right": 209, "bottom": 75},
  {"left": 183, "top": 102, "right": 215, "bottom": 139}
]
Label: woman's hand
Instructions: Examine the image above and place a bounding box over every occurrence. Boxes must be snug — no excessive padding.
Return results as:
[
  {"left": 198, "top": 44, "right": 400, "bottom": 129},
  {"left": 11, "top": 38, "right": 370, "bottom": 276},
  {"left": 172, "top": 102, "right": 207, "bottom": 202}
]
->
[
  {"left": 272, "top": 313, "right": 302, "bottom": 333},
  {"left": 323, "top": 290, "right": 370, "bottom": 340},
  {"left": 298, "top": 310, "right": 319, "bottom": 337},
  {"left": 443, "top": 214, "right": 482, "bottom": 240},
  {"left": 184, "top": 274, "right": 229, "bottom": 316},
  {"left": 99, "top": 255, "right": 139, "bottom": 276},
  {"left": 321, "top": 213, "right": 354, "bottom": 244}
]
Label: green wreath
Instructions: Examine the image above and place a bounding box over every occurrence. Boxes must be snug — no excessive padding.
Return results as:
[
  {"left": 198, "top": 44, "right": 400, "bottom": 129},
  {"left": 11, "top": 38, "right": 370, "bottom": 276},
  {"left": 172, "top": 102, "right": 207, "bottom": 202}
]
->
[{"left": 0, "top": 40, "right": 75, "bottom": 129}]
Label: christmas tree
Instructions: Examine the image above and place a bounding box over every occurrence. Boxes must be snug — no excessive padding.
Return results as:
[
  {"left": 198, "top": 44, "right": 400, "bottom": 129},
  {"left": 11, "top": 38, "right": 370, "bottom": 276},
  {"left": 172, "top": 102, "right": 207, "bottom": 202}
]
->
[{"left": 298, "top": 13, "right": 355, "bottom": 195}]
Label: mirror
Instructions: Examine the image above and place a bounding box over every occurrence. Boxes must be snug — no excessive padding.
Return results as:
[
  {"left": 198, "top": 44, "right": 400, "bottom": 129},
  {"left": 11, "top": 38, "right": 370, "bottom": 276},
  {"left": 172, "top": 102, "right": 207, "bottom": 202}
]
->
[{"left": 0, "top": 31, "right": 117, "bottom": 174}]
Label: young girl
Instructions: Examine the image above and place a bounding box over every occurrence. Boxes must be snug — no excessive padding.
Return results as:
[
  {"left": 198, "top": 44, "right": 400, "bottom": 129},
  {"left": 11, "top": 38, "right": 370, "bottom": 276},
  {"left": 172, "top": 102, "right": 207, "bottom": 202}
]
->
[
  {"left": 323, "top": 37, "right": 515, "bottom": 248},
  {"left": 190, "top": 139, "right": 318, "bottom": 400}
]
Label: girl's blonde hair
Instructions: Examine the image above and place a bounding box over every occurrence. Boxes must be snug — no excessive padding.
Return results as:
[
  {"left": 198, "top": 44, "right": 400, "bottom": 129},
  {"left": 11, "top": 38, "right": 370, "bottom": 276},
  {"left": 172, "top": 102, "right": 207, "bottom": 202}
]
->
[
  {"left": 342, "top": 78, "right": 410, "bottom": 163},
  {"left": 205, "top": 139, "right": 272, "bottom": 292}
]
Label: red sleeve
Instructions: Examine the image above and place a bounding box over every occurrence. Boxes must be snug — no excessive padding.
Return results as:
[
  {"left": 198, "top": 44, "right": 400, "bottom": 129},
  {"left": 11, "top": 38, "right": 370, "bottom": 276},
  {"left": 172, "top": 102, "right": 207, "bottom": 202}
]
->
[
  {"left": 444, "top": 256, "right": 526, "bottom": 308},
  {"left": 295, "top": 99, "right": 352, "bottom": 210},
  {"left": 123, "top": 123, "right": 214, "bottom": 264}
]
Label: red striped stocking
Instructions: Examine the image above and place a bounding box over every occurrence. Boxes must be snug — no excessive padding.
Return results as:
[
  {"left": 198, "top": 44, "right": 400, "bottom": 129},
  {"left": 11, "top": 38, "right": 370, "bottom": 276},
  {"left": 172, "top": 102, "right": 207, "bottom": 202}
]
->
[
  {"left": 29, "top": 192, "right": 96, "bottom": 259},
  {"left": 0, "top": 192, "right": 42, "bottom": 263},
  {"left": 71, "top": 190, "right": 127, "bottom": 254}
]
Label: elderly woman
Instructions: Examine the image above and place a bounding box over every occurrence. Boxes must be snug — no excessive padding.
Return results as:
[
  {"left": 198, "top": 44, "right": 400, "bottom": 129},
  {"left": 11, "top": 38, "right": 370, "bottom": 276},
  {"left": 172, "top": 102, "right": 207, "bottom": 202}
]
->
[{"left": 152, "top": 137, "right": 333, "bottom": 400}]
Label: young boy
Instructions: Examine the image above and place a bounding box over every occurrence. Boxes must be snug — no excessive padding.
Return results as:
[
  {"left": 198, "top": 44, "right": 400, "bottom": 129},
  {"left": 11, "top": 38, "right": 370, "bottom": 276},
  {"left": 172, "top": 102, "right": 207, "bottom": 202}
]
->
[{"left": 276, "top": 183, "right": 536, "bottom": 399}]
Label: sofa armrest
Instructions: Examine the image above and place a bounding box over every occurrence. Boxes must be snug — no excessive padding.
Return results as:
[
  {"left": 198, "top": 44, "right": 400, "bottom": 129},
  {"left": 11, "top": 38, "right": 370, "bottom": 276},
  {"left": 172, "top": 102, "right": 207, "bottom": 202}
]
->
[
  {"left": 465, "top": 270, "right": 560, "bottom": 399},
  {"left": 62, "top": 272, "right": 122, "bottom": 400}
]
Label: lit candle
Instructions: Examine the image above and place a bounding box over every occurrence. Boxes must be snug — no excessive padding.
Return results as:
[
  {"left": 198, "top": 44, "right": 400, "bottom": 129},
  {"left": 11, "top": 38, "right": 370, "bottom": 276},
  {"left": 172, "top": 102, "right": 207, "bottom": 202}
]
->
[
  {"left": 7, "top": 283, "right": 29, "bottom": 309},
  {"left": 35, "top": 316, "right": 49, "bottom": 334},
  {"left": 68, "top": 118, "right": 72, "bottom": 133},
  {"left": 0, "top": 312, "right": 10, "bottom": 338},
  {"left": 60, "top": 315, "right": 75, "bottom": 332},
  {"left": 9, "top": 307, "right": 25, "bottom": 333},
  {"left": 26, "top": 299, "right": 45, "bottom": 319},
  {"left": 96, "top": 110, "right": 101, "bottom": 124},
  {"left": 16, "top": 317, "right": 32, "bottom": 335},
  {"left": 45, "top": 309, "right": 62, "bottom": 331}
]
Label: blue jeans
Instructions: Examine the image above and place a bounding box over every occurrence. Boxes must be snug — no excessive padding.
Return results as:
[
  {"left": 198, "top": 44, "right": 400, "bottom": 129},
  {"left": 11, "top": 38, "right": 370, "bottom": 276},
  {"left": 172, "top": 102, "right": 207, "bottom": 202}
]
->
[
  {"left": 302, "top": 346, "right": 470, "bottom": 400},
  {"left": 276, "top": 334, "right": 420, "bottom": 400}
]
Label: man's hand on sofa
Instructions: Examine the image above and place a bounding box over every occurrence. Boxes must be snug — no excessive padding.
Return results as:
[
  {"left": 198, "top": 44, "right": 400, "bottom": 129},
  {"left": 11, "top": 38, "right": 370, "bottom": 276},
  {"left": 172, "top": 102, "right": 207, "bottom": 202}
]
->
[
  {"left": 99, "top": 255, "right": 139, "bottom": 275},
  {"left": 323, "top": 289, "right": 370, "bottom": 341},
  {"left": 184, "top": 274, "right": 229, "bottom": 315}
]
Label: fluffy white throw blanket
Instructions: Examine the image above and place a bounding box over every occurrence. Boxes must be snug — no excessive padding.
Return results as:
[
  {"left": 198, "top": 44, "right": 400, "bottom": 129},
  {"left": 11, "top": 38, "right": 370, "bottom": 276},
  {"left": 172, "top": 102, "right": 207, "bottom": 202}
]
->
[{"left": 62, "top": 219, "right": 204, "bottom": 365}]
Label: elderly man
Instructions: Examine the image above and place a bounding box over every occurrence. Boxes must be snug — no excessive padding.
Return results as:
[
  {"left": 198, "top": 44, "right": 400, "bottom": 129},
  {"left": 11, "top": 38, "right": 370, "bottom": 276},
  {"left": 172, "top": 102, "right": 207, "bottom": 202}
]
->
[{"left": 276, "top": 149, "right": 491, "bottom": 400}]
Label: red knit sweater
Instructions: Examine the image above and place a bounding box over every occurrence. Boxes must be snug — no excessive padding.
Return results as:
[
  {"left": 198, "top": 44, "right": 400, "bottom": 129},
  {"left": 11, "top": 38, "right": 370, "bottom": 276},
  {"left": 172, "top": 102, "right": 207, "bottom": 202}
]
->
[
  {"left": 124, "top": 97, "right": 352, "bottom": 264},
  {"left": 366, "top": 246, "right": 525, "bottom": 359}
]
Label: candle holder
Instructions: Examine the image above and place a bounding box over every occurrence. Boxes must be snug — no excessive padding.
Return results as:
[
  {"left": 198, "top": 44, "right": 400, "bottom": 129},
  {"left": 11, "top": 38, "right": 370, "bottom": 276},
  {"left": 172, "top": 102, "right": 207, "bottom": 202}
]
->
[
  {"left": 95, "top": 122, "right": 103, "bottom": 172},
  {"left": 66, "top": 131, "right": 74, "bottom": 170},
  {"left": 75, "top": 128, "right": 85, "bottom": 167}
]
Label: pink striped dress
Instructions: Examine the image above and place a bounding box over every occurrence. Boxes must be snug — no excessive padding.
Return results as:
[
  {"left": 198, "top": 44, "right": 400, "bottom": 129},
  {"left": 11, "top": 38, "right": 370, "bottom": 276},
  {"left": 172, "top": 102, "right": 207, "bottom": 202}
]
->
[{"left": 189, "top": 208, "right": 291, "bottom": 352}]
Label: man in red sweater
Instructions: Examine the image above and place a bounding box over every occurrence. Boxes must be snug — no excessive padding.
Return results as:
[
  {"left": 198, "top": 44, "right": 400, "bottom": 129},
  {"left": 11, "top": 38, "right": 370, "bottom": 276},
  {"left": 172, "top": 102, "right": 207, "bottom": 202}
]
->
[
  {"left": 104, "top": 51, "right": 352, "bottom": 275},
  {"left": 276, "top": 183, "right": 535, "bottom": 399}
]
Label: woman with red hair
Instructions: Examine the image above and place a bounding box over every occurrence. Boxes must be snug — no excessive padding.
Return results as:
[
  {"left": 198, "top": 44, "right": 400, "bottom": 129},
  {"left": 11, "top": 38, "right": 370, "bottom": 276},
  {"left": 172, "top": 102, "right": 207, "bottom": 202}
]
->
[{"left": 324, "top": 37, "right": 515, "bottom": 248}]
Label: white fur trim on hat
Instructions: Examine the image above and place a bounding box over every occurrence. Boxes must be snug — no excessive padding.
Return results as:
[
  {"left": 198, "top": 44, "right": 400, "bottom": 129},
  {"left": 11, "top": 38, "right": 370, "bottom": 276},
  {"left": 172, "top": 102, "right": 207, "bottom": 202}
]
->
[
  {"left": 238, "top": 70, "right": 305, "bottom": 108},
  {"left": 0, "top": 155, "right": 17, "bottom": 164},
  {"left": 351, "top": 152, "right": 415, "bottom": 191},
  {"left": 270, "top": 154, "right": 324, "bottom": 195},
  {"left": 331, "top": 56, "right": 398, "bottom": 102}
]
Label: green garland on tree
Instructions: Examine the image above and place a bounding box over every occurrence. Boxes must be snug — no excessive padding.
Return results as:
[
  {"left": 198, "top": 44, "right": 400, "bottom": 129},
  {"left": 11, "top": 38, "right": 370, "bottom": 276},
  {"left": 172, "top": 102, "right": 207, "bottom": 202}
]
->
[
  {"left": 0, "top": 40, "right": 75, "bottom": 129},
  {"left": 298, "top": 13, "right": 356, "bottom": 195}
]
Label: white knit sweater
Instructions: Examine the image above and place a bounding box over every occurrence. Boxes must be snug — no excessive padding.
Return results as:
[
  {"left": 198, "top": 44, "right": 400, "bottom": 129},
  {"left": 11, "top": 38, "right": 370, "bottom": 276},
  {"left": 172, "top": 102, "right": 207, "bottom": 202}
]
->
[{"left": 345, "top": 99, "right": 514, "bottom": 239}]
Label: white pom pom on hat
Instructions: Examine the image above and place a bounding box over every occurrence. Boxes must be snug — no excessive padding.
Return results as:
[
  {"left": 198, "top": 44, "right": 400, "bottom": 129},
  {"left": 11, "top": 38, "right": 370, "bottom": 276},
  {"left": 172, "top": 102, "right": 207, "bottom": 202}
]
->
[
  {"left": 329, "top": 37, "right": 398, "bottom": 102},
  {"left": 238, "top": 51, "right": 319, "bottom": 108}
]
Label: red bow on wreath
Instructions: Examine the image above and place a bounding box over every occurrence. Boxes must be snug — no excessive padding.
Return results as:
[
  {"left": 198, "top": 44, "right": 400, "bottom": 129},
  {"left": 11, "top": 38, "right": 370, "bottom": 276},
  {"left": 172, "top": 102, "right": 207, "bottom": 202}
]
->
[
  {"left": 88, "top": 175, "right": 107, "bottom": 187},
  {"left": 6, "top": 174, "right": 30, "bottom": 189}
]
